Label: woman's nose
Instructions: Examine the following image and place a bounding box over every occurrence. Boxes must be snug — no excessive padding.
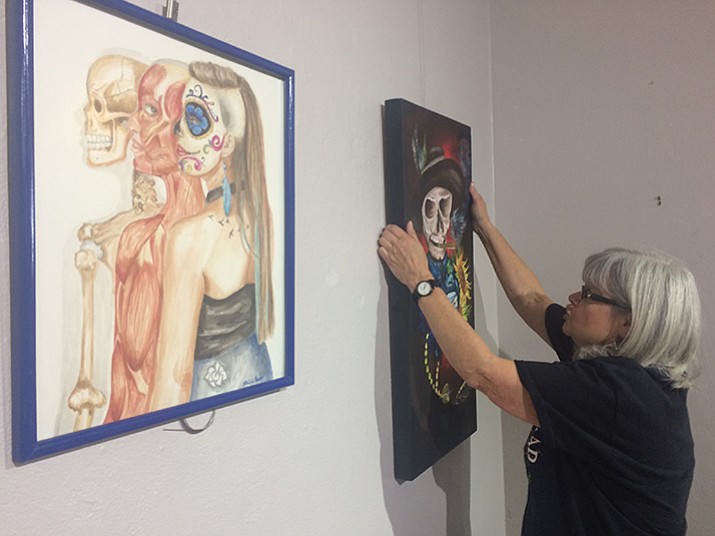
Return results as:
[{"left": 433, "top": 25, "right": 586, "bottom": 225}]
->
[{"left": 568, "top": 291, "right": 581, "bottom": 305}]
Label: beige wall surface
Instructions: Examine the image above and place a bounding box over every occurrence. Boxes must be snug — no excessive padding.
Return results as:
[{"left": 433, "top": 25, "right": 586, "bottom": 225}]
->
[
  {"left": 0, "top": 1, "right": 503, "bottom": 535},
  {"left": 489, "top": 1, "right": 715, "bottom": 535}
]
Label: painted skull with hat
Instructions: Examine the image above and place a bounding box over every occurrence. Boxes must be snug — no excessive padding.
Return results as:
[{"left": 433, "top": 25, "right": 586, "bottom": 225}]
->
[
  {"left": 411, "top": 140, "right": 473, "bottom": 405},
  {"left": 412, "top": 145, "right": 468, "bottom": 260}
]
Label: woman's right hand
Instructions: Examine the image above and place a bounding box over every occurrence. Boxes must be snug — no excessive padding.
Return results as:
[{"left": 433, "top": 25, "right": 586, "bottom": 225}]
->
[
  {"left": 469, "top": 183, "right": 492, "bottom": 234},
  {"left": 378, "top": 222, "right": 433, "bottom": 293}
]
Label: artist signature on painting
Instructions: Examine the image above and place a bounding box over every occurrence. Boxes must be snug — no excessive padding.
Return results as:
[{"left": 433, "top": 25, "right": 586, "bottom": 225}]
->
[{"left": 242, "top": 375, "right": 266, "bottom": 387}]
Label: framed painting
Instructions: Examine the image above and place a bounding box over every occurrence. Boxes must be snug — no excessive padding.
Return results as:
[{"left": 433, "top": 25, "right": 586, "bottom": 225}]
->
[
  {"left": 382, "top": 98, "right": 477, "bottom": 481},
  {"left": 8, "top": 0, "right": 295, "bottom": 463}
]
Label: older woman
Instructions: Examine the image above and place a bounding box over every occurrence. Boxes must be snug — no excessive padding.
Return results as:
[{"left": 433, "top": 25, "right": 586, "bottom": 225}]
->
[{"left": 378, "top": 183, "right": 700, "bottom": 535}]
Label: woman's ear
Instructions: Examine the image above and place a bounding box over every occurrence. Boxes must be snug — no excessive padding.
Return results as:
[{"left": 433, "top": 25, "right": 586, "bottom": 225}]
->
[
  {"left": 617, "top": 313, "right": 632, "bottom": 340},
  {"left": 221, "top": 132, "right": 235, "bottom": 158}
]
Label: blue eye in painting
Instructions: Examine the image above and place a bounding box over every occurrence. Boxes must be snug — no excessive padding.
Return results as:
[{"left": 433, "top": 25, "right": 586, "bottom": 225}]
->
[{"left": 185, "top": 102, "right": 211, "bottom": 137}]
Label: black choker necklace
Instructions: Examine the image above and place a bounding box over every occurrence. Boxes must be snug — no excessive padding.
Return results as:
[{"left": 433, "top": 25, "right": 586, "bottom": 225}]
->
[{"left": 205, "top": 181, "right": 236, "bottom": 204}]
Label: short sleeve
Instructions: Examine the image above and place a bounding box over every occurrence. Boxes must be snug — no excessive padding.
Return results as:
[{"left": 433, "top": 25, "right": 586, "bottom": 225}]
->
[
  {"left": 545, "top": 303, "right": 574, "bottom": 362},
  {"left": 515, "top": 359, "right": 617, "bottom": 457}
]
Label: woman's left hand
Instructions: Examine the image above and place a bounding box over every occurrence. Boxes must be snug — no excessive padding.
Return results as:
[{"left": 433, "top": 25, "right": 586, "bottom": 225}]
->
[{"left": 378, "top": 222, "right": 433, "bottom": 292}]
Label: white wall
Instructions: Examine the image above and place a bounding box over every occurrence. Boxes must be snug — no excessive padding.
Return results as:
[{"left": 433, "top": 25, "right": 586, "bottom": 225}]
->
[
  {"left": 0, "top": 1, "right": 504, "bottom": 535},
  {"left": 489, "top": 1, "right": 715, "bottom": 535}
]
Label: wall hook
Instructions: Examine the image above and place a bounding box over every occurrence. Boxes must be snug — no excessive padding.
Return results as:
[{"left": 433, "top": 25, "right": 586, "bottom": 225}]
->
[{"left": 163, "top": 0, "right": 179, "bottom": 21}]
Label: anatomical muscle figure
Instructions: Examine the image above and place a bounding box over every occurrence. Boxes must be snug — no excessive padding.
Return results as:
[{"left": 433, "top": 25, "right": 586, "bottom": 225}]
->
[
  {"left": 68, "top": 55, "right": 158, "bottom": 431},
  {"left": 103, "top": 60, "right": 205, "bottom": 423}
]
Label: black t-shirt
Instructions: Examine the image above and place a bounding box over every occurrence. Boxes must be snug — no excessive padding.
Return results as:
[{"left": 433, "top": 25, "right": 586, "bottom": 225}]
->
[{"left": 514, "top": 304, "right": 694, "bottom": 536}]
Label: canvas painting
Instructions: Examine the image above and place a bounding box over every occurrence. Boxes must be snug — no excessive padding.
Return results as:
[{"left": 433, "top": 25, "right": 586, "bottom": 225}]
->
[
  {"left": 9, "top": 0, "right": 294, "bottom": 463},
  {"left": 383, "top": 98, "right": 477, "bottom": 481}
]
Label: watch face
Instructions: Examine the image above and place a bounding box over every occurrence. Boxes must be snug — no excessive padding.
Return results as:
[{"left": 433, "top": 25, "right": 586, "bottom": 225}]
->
[{"left": 417, "top": 281, "right": 432, "bottom": 296}]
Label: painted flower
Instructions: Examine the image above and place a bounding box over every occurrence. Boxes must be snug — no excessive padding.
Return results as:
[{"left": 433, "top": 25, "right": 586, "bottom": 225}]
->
[
  {"left": 454, "top": 247, "right": 472, "bottom": 320},
  {"left": 204, "top": 362, "right": 228, "bottom": 388}
]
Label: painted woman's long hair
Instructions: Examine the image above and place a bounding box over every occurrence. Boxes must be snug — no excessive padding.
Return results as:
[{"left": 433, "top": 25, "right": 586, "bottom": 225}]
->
[{"left": 189, "top": 61, "right": 274, "bottom": 342}]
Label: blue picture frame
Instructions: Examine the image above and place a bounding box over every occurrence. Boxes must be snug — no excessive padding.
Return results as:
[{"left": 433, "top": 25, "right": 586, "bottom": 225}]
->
[{"left": 8, "top": 0, "right": 295, "bottom": 463}]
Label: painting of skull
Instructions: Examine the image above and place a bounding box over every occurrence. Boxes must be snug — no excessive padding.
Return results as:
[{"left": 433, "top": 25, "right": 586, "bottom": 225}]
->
[
  {"left": 8, "top": 0, "right": 294, "bottom": 463},
  {"left": 84, "top": 55, "right": 148, "bottom": 167},
  {"left": 383, "top": 98, "right": 477, "bottom": 481}
]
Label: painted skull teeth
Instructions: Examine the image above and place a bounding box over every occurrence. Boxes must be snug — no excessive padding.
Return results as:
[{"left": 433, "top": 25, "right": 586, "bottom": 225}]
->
[
  {"left": 429, "top": 236, "right": 446, "bottom": 248},
  {"left": 86, "top": 134, "right": 113, "bottom": 150}
]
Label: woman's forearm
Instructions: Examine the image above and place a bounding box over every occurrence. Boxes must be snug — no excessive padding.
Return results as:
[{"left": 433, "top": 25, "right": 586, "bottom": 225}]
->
[
  {"left": 377, "top": 222, "right": 539, "bottom": 425},
  {"left": 417, "top": 287, "right": 539, "bottom": 425},
  {"left": 474, "top": 219, "right": 553, "bottom": 342},
  {"left": 476, "top": 220, "right": 546, "bottom": 305},
  {"left": 469, "top": 184, "right": 552, "bottom": 329}
]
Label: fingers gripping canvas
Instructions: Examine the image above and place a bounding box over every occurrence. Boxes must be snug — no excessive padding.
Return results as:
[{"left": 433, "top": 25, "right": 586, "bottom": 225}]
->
[{"left": 383, "top": 99, "right": 477, "bottom": 481}]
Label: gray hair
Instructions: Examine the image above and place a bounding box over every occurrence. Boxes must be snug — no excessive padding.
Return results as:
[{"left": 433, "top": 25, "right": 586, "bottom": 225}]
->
[{"left": 575, "top": 247, "right": 701, "bottom": 388}]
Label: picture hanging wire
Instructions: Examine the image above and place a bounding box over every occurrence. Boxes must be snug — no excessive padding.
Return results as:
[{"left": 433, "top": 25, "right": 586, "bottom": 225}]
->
[
  {"left": 179, "top": 410, "right": 217, "bottom": 434},
  {"left": 163, "top": 0, "right": 179, "bottom": 22}
]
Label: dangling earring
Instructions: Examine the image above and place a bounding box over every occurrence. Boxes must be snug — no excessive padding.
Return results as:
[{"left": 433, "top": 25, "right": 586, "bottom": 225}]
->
[{"left": 221, "top": 163, "right": 231, "bottom": 217}]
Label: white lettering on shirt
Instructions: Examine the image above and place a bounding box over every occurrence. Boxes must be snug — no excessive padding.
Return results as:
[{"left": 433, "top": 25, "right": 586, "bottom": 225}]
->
[{"left": 526, "top": 427, "right": 542, "bottom": 464}]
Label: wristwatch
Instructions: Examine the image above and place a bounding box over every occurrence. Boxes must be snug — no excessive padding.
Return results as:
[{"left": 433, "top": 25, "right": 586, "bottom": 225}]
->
[{"left": 412, "top": 279, "right": 436, "bottom": 302}]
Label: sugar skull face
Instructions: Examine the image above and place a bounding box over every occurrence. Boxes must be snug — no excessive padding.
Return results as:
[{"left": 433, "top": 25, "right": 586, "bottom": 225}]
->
[
  {"left": 421, "top": 186, "right": 453, "bottom": 260},
  {"left": 175, "top": 79, "right": 232, "bottom": 177},
  {"left": 128, "top": 62, "right": 189, "bottom": 177},
  {"left": 83, "top": 55, "right": 147, "bottom": 167}
]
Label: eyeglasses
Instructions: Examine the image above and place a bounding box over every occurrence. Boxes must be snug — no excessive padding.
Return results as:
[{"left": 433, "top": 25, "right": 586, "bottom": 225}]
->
[{"left": 580, "top": 285, "right": 630, "bottom": 310}]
